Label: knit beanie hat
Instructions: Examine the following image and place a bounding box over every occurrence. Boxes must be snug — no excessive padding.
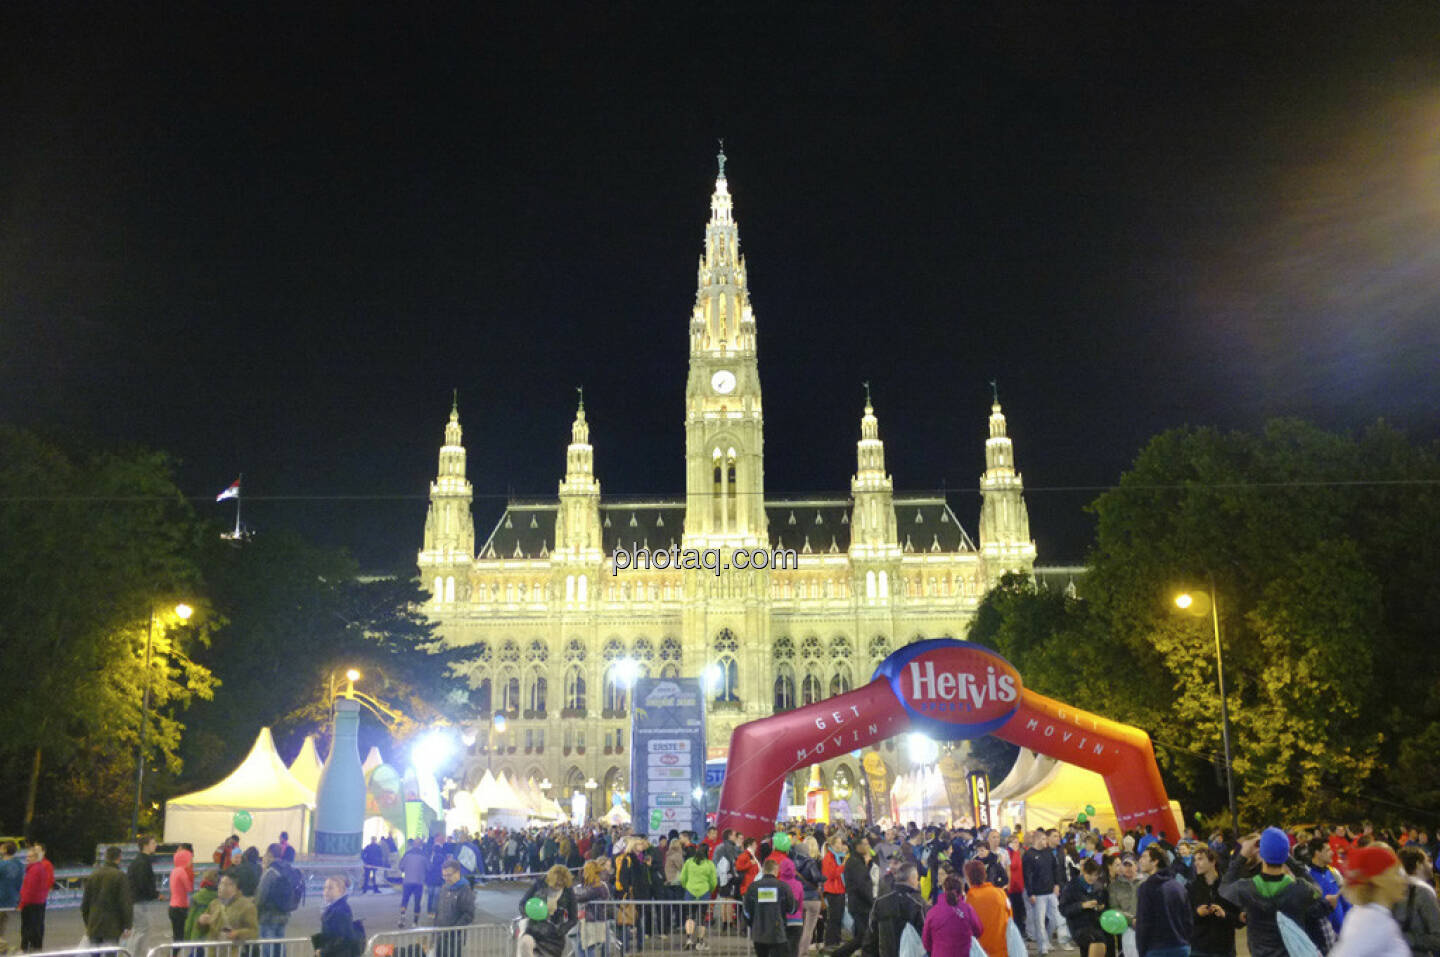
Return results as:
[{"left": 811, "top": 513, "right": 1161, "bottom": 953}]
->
[{"left": 1258, "top": 827, "right": 1291, "bottom": 865}]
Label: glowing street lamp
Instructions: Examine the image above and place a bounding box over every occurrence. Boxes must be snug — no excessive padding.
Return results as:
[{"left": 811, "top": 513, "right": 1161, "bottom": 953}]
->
[
  {"left": 133, "top": 602, "right": 194, "bottom": 837},
  {"left": 488, "top": 712, "right": 507, "bottom": 772},
  {"left": 703, "top": 663, "right": 723, "bottom": 694},
  {"left": 1172, "top": 578, "right": 1238, "bottom": 829}
]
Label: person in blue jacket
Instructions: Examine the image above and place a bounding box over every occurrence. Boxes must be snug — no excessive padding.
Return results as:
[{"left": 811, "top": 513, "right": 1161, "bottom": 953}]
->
[{"left": 1295, "top": 839, "right": 1348, "bottom": 935}]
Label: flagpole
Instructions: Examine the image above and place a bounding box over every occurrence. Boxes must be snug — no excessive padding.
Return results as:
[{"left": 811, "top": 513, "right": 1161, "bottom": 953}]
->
[{"left": 234, "top": 472, "right": 243, "bottom": 538}]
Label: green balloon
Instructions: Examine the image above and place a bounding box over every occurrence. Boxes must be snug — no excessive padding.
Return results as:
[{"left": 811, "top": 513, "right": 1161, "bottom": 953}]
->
[
  {"left": 772, "top": 831, "right": 792, "bottom": 853},
  {"left": 1100, "top": 909, "right": 1127, "bottom": 935},
  {"left": 1076, "top": 813, "right": 1088, "bottom": 824},
  {"left": 232, "top": 810, "right": 253, "bottom": 833},
  {"left": 1085, "top": 804, "right": 1097, "bottom": 817},
  {"left": 525, "top": 897, "right": 549, "bottom": 921}
]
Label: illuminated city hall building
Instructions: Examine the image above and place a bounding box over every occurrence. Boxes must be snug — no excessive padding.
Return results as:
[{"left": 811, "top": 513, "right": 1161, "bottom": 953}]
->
[{"left": 419, "top": 154, "right": 1053, "bottom": 815}]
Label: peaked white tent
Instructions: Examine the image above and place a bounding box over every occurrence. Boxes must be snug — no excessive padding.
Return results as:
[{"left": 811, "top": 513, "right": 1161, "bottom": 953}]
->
[
  {"left": 990, "top": 748, "right": 1185, "bottom": 835},
  {"left": 165, "top": 728, "right": 317, "bottom": 854},
  {"left": 288, "top": 735, "right": 324, "bottom": 793}
]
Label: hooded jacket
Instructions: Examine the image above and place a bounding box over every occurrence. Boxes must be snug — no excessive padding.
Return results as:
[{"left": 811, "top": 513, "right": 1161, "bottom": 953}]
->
[
  {"left": 1219, "top": 857, "right": 1326, "bottom": 957},
  {"left": 170, "top": 848, "right": 195, "bottom": 908},
  {"left": 1134, "top": 869, "right": 1193, "bottom": 953},
  {"left": 767, "top": 852, "right": 804, "bottom": 923},
  {"left": 1059, "top": 874, "right": 1106, "bottom": 939}
]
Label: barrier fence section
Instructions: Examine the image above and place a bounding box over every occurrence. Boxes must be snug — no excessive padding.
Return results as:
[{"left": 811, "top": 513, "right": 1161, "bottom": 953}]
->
[
  {"left": 145, "top": 935, "right": 313, "bottom": 957},
  {"left": 16, "top": 947, "right": 133, "bottom": 957},
  {"left": 510, "top": 899, "right": 750, "bottom": 957},
  {"left": 365, "top": 922, "right": 513, "bottom": 957}
]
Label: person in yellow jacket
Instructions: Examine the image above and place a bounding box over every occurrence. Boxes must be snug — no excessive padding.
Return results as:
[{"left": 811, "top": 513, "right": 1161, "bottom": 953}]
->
[{"left": 197, "top": 874, "right": 259, "bottom": 942}]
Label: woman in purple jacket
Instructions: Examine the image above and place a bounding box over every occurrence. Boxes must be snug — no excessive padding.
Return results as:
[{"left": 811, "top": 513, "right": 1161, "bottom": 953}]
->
[{"left": 923, "top": 875, "right": 984, "bottom": 956}]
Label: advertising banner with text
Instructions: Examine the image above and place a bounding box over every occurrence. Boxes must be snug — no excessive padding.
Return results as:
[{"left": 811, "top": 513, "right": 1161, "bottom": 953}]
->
[{"left": 630, "top": 677, "right": 706, "bottom": 836}]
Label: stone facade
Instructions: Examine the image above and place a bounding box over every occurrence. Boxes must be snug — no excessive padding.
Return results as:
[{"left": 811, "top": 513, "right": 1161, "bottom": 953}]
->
[{"left": 418, "top": 155, "right": 1042, "bottom": 815}]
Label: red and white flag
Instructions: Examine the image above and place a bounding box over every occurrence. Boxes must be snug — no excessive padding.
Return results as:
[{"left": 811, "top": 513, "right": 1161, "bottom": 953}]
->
[{"left": 216, "top": 478, "right": 241, "bottom": 502}]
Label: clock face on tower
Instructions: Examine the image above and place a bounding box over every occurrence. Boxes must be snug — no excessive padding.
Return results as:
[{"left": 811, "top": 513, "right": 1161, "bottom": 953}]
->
[{"left": 711, "top": 369, "right": 737, "bottom": 395}]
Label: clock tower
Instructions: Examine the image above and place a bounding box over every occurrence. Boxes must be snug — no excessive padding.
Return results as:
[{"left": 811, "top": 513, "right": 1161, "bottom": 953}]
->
[{"left": 683, "top": 147, "right": 767, "bottom": 548}]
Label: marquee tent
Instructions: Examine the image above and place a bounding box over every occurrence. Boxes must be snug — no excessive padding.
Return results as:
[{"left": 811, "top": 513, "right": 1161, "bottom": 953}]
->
[
  {"left": 164, "top": 727, "right": 317, "bottom": 853},
  {"left": 990, "top": 748, "right": 1185, "bottom": 835},
  {"left": 288, "top": 735, "right": 324, "bottom": 793}
]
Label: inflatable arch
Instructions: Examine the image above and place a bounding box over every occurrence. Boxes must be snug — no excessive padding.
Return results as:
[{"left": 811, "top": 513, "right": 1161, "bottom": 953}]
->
[{"left": 717, "top": 639, "right": 1178, "bottom": 839}]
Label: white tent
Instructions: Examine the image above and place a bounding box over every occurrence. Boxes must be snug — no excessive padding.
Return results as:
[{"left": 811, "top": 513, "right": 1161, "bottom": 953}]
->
[
  {"left": 990, "top": 749, "right": 1185, "bottom": 835},
  {"left": 361, "top": 746, "right": 383, "bottom": 779},
  {"left": 288, "top": 735, "right": 324, "bottom": 793},
  {"left": 473, "top": 769, "right": 527, "bottom": 811},
  {"left": 601, "top": 805, "right": 631, "bottom": 826},
  {"left": 165, "top": 728, "right": 317, "bottom": 854},
  {"left": 492, "top": 772, "right": 531, "bottom": 812}
]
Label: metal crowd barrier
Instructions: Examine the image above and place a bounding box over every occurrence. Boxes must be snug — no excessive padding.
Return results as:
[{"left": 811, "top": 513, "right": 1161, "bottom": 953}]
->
[
  {"left": 145, "top": 935, "right": 313, "bottom": 957},
  {"left": 12, "top": 948, "right": 133, "bottom": 957},
  {"left": 365, "top": 922, "right": 513, "bottom": 957},
  {"left": 508, "top": 899, "right": 749, "bottom": 956}
]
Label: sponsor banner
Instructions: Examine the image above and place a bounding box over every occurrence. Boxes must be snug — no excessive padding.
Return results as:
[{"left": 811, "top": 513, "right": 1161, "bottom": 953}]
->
[
  {"left": 631, "top": 677, "right": 706, "bottom": 836},
  {"left": 875, "top": 639, "right": 1024, "bottom": 739}
]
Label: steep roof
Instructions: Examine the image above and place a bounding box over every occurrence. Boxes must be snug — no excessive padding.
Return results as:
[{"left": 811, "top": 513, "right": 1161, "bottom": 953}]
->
[{"left": 476, "top": 496, "right": 975, "bottom": 560}]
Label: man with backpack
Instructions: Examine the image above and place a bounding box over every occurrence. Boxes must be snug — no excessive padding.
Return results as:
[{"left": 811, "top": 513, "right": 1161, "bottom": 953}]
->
[{"left": 254, "top": 843, "right": 303, "bottom": 956}]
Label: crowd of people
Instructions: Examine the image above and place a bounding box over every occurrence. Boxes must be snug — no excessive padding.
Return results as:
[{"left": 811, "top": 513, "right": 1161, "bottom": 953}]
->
[{"left": 501, "top": 818, "right": 1440, "bottom": 957}]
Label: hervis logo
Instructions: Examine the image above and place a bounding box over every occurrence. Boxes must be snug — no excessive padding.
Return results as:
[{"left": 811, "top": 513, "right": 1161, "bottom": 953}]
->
[{"left": 874, "top": 639, "right": 1024, "bottom": 739}]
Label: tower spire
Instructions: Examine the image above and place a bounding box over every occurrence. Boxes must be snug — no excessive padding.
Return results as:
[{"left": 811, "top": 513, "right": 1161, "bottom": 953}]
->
[
  {"left": 717, "top": 138, "right": 726, "bottom": 178},
  {"left": 979, "top": 392, "right": 1036, "bottom": 575},
  {"left": 420, "top": 398, "right": 475, "bottom": 598},
  {"left": 689, "top": 146, "right": 755, "bottom": 356},
  {"left": 557, "top": 391, "right": 601, "bottom": 559},
  {"left": 850, "top": 391, "right": 899, "bottom": 562}
]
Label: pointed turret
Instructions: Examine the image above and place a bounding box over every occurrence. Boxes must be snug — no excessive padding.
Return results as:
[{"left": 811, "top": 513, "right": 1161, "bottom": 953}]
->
[
  {"left": 850, "top": 385, "right": 899, "bottom": 557},
  {"left": 850, "top": 387, "right": 901, "bottom": 603},
  {"left": 978, "top": 388, "right": 1037, "bottom": 576},
  {"left": 684, "top": 148, "right": 767, "bottom": 546},
  {"left": 419, "top": 395, "right": 474, "bottom": 603},
  {"left": 555, "top": 390, "right": 602, "bottom": 561}
]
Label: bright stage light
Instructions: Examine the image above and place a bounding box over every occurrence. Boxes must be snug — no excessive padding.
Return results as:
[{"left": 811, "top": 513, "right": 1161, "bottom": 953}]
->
[
  {"left": 614, "top": 658, "right": 641, "bottom": 687},
  {"left": 907, "top": 733, "right": 939, "bottom": 766},
  {"left": 703, "top": 663, "right": 722, "bottom": 692},
  {"left": 412, "top": 730, "right": 455, "bottom": 773}
]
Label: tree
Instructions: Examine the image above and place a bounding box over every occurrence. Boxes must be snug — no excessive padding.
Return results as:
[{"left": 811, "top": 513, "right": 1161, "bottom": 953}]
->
[
  {"left": 172, "top": 530, "right": 470, "bottom": 795},
  {"left": 0, "top": 427, "right": 216, "bottom": 852},
  {"left": 970, "top": 419, "right": 1440, "bottom": 823}
]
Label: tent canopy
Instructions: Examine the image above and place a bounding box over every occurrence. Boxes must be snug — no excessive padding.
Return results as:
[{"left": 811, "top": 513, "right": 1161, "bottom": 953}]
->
[
  {"left": 288, "top": 735, "right": 324, "bottom": 793},
  {"left": 992, "top": 749, "right": 1184, "bottom": 835},
  {"left": 165, "top": 728, "right": 316, "bottom": 854}
]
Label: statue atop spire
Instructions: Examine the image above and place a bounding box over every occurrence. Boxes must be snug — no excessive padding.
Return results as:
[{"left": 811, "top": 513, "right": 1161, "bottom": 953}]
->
[
  {"left": 576, "top": 384, "right": 584, "bottom": 412},
  {"left": 717, "top": 138, "right": 726, "bottom": 178},
  {"left": 450, "top": 388, "right": 459, "bottom": 418},
  {"left": 989, "top": 378, "right": 999, "bottom": 406},
  {"left": 863, "top": 380, "right": 872, "bottom": 410}
]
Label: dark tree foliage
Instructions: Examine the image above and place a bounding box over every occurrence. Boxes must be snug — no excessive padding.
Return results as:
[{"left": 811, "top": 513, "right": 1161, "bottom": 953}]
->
[
  {"left": 0, "top": 427, "right": 216, "bottom": 857},
  {"left": 971, "top": 419, "right": 1440, "bottom": 823},
  {"left": 169, "top": 529, "right": 473, "bottom": 797}
]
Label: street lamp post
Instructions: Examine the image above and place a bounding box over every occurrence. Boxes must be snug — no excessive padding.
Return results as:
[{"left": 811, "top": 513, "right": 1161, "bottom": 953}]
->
[
  {"left": 133, "top": 602, "right": 192, "bottom": 838},
  {"left": 1174, "top": 575, "right": 1239, "bottom": 830}
]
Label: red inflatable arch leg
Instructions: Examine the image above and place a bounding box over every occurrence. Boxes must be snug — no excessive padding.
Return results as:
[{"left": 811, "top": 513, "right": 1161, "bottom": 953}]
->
[
  {"left": 716, "top": 679, "right": 908, "bottom": 838},
  {"left": 716, "top": 680, "right": 1178, "bottom": 841},
  {"left": 996, "top": 689, "right": 1178, "bottom": 840}
]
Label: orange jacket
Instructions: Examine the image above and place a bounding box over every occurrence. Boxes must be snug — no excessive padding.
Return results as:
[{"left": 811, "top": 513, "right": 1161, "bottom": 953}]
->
[
  {"left": 967, "top": 883, "right": 1012, "bottom": 957},
  {"left": 821, "top": 850, "right": 846, "bottom": 896}
]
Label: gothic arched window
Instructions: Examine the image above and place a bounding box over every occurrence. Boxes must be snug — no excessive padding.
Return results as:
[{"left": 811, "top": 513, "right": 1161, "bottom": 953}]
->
[
  {"left": 713, "top": 629, "right": 740, "bottom": 703},
  {"left": 660, "top": 637, "right": 682, "bottom": 678},
  {"left": 774, "top": 664, "right": 796, "bottom": 712}
]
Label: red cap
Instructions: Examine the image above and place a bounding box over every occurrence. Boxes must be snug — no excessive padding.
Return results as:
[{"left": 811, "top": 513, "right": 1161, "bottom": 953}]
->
[{"left": 1343, "top": 845, "right": 1398, "bottom": 884}]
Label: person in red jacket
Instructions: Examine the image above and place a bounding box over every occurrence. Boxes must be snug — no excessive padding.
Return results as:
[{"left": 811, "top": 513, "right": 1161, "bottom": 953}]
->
[
  {"left": 19, "top": 843, "right": 54, "bottom": 952},
  {"left": 821, "top": 834, "right": 848, "bottom": 949},
  {"left": 1007, "top": 832, "right": 1028, "bottom": 941},
  {"left": 736, "top": 837, "right": 762, "bottom": 896}
]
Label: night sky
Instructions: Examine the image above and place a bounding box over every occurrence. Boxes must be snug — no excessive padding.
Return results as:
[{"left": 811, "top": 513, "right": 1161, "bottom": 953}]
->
[{"left": 5, "top": 3, "right": 1439, "bottom": 570}]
